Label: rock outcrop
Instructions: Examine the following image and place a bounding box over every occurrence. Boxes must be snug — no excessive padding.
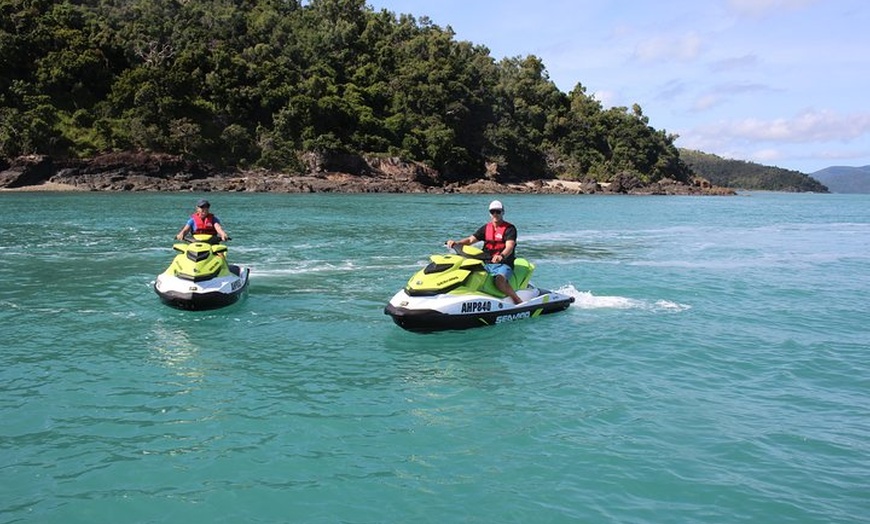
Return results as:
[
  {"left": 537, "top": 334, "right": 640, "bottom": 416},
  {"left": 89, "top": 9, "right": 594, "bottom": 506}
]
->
[{"left": 0, "top": 151, "right": 735, "bottom": 195}]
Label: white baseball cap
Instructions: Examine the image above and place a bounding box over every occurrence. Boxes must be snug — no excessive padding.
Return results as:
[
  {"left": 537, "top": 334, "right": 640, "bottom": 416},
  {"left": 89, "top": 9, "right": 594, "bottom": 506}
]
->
[{"left": 488, "top": 200, "right": 504, "bottom": 211}]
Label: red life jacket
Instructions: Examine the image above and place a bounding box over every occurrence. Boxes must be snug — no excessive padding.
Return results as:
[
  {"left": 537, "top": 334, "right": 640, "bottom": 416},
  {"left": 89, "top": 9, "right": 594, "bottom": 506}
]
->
[
  {"left": 191, "top": 213, "right": 218, "bottom": 235},
  {"left": 484, "top": 221, "right": 515, "bottom": 264}
]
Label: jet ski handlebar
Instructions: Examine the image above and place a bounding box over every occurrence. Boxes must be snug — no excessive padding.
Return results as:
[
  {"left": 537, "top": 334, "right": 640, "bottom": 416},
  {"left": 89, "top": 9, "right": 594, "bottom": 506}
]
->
[
  {"left": 445, "top": 243, "right": 486, "bottom": 260},
  {"left": 181, "top": 234, "right": 231, "bottom": 244}
]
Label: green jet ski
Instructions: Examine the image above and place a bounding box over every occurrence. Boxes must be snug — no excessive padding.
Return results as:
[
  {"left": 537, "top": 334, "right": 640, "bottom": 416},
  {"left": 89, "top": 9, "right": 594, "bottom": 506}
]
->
[
  {"left": 385, "top": 245, "right": 574, "bottom": 332},
  {"left": 154, "top": 234, "right": 250, "bottom": 310}
]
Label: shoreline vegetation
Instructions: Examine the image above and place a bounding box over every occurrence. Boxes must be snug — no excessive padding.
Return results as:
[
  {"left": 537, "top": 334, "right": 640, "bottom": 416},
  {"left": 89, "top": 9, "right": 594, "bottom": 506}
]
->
[
  {"left": 1, "top": 1, "right": 739, "bottom": 197},
  {"left": 0, "top": 152, "right": 735, "bottom": 195},
  {"left": 2, "top": 2, "right": 826, "bottom": 195}
]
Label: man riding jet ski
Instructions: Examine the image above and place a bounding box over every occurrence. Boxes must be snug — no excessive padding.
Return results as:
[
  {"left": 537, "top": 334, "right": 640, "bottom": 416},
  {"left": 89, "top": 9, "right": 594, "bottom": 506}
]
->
[
  {"left": 154, "top": 234, "right": 250, "bottom": 310},
  {"left": 155, "top": 199, "right": 248, "bottom": 310},
  {"left": 385, "top": 200, "right": 573, "bottom": 331}
]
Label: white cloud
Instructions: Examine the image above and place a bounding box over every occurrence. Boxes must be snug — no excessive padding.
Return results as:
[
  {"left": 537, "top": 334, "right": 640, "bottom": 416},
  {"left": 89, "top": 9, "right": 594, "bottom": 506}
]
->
[
  {"left": 751, "top": 146, "right": 870, "bottom": 170},
  {"left": 633, "top": 32, "right": 704, "bottom": 63},
  {"left": 592, "top": 90, "right": 618, "bottom": 108},
  {"left": 814, "top": 149, "right": 870, "bottom": 162},
  {"left": 690, "top": 83, "right": 778, "bottom": 112},
  {"left": 654, "top": 80, "right": 688, "bottom": 103},
  {"left": 709, "top": 54, "right": 759, "bottom": 72},
  {"left": 697, "top": 110, "right": 870, "bottom": 143},
  {"left": 692, "top": 94, "right": 722, "bottom": 112},
  {"left": 727, "top": 0, "right": 819, "bottom": 17},
  {"left": 750, "top": 148, "right": 784, "bottom": 162}
]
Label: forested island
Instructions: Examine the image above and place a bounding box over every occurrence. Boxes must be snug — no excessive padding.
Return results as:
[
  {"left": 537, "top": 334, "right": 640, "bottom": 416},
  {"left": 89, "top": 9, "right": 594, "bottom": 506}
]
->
[
  {"left": 0, "top": 0, "right": 815, "bottom": 194},
  {"left": 680, "top": 150, "right": 828, "bottom": 193}
]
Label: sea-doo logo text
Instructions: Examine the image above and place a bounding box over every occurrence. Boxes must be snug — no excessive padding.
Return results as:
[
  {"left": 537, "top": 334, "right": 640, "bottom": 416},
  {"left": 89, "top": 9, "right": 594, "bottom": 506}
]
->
[
  {"left": 436, "top": 276, "right": 461, "bottom": 286},
  {"left": 461, "top": 301, "right": 492, "bottom": 313},
  {"left": 495, "top": 311, "right": 531, "bottom": 324}
]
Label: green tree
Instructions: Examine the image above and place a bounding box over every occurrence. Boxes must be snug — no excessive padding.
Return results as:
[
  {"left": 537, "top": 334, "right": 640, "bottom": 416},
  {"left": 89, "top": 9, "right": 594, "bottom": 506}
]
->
[{"left": 0, "top": 0, "right": 701, "bottom": 187}]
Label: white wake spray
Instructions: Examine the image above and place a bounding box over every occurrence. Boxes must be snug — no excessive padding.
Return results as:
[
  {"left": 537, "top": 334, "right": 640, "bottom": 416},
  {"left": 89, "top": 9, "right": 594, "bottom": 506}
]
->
[{"left": 554, "top": 284, "right": 691, "bottom": 312}]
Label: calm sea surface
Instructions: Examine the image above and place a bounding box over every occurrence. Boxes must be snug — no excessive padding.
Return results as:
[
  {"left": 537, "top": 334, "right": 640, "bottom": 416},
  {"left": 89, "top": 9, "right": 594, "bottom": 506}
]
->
[{"left": 1, "top": 191, "right": 868, "bottom": 523}]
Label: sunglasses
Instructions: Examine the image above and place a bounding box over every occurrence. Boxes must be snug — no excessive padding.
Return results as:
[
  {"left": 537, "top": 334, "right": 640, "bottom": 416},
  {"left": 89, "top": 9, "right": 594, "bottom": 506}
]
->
[{"left": 490, "top": 209, "right": 503, "bottom": 214}]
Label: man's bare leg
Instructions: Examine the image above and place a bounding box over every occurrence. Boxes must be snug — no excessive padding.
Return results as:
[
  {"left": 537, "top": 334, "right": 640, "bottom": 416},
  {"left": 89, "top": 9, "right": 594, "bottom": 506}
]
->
[{"left": 495, "top": 275, "right": 523, "bottom": 304}]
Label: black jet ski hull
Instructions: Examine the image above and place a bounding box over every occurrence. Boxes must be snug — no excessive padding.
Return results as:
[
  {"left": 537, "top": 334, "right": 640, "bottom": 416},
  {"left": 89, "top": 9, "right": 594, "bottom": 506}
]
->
[{"left": 154, "top": 285, "right": 248, "bottom": 310}]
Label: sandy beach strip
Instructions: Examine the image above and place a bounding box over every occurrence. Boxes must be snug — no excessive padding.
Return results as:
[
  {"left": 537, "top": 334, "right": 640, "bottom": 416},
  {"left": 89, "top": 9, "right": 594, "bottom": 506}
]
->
[{"left": 0, "top": 182, "right": 86, "bottom": 192}]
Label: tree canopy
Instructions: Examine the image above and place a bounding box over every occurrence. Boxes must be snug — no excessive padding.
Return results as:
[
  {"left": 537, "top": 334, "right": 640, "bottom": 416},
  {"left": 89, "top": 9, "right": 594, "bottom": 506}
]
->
[
  {"left": 680, "top": 149, "right": 827, "bottom": 192},
  {"left": 1, "top": 0, "right": 694, "bottom": 184}
]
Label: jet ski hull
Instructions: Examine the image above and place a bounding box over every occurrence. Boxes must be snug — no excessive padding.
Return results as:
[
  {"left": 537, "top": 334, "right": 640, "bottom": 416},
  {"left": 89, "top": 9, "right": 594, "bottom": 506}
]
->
[
  {"left": 154, "top": 266, "right": 250, "bottom": 311},
  {"left": 385, "top": 246, "right": 573, "bottom": 332},
  {"left": 385, "top": 286, "right": 574, "bottom": 332}
]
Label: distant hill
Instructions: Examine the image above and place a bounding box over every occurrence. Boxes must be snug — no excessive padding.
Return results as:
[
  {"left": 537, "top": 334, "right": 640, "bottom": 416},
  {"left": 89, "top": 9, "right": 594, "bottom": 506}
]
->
[
  {"left": 679, "top": 149, "right": 828, "bottom": 192},
  {"left": 810, "top": 166, "right": 870, "bottom": 193}
]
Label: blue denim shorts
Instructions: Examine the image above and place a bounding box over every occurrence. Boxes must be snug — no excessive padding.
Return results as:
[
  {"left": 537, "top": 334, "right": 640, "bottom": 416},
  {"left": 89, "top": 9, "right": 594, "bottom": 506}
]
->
[{"left": 484, "top": 263, "right": 513, "bottom": 280}]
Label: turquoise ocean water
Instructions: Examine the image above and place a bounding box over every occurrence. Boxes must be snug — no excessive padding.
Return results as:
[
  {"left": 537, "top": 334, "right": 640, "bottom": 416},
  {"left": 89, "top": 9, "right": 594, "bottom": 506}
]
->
[{"left": 1, "top": 191, "right": 868, "bottom": 523}]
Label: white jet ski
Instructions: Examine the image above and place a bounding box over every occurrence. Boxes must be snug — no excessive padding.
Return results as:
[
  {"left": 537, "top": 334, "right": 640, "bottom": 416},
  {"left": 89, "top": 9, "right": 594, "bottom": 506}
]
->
[
  {"left": 154, "top": 234, "right": 250, "bottom": 310},
  {"left": 385, "top": 245, "right": 573, "bottom": 332}
]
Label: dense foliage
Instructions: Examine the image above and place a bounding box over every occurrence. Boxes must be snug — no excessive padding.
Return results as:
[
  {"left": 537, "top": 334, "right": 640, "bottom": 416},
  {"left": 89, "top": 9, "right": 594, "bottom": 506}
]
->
[
  {"left": 680, "top": 149, "right": 828, "bottom": 192},
  {"left": 1, "top": 0, "right": 693, "bottom": 183}
]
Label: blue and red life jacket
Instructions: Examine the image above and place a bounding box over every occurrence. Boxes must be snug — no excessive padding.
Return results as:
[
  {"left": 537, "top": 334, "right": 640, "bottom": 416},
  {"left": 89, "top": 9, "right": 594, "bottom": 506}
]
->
[{"left": 191, "top": 213, "right": 218, "bottom": 235}]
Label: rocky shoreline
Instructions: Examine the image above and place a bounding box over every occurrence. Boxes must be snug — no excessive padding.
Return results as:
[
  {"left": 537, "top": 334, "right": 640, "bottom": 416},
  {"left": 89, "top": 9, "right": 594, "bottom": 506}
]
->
[{"left": 0, "top": 152, "right": 735, "bottom": 196}]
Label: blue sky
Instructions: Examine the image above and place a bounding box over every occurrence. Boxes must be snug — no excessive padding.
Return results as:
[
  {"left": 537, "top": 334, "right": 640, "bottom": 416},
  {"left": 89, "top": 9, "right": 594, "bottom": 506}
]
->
[{"left": 365, "top": 0, "right": 869, "bottom": 174}]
